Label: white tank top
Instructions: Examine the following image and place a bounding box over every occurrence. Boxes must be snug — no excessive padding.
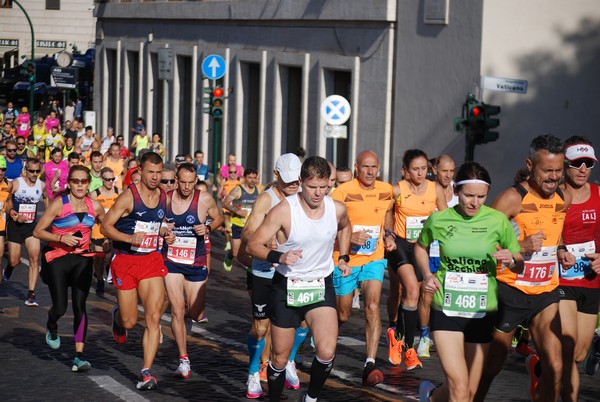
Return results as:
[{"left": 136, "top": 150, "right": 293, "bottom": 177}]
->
[
  {"left": 276, "top": 194, "right": 337, "bottom": 280},
  {"left": 251, "top": 187, "right": 286, "bottom": 278}
]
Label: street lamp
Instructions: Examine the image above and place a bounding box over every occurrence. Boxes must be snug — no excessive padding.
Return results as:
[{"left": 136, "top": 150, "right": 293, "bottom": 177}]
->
[{"left": 12, "top": 0, "right": 35, "bottom": 115}]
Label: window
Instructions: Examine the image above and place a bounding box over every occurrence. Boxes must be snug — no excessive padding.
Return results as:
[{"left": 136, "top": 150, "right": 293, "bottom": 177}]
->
[{"left": 46, "top": 0, "right": 60, "bottom": 10}]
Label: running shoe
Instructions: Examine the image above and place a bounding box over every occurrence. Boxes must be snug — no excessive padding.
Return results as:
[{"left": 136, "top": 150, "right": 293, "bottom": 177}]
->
[
  {"left": 386, "top": 327, "right": 402, "bottom": 365},
  {"left": 417, "top": 336, "right": 432, "bottom": 358},
  {"left": 362, "top": 362, "right": 384, "bottom": 387},
  {"left": 246, "top": 372, "right": 263, "bottom": 398},
  {"left": 111, "top": 306, "right": 127, "bottom": 344},
  {"left": 2, "top": 266, "right": 14, "bottom": 281},
  {"left": 136, "top": 369, "right": 158, "bottom": 390},
  {"left": 197, "top": 316, "right": 208, "bottom": 323},
  {"left": 284, "top": 360, "right": 300, "bottom": 390},
  {"left": 24, "top": 292, "right": 39, "bottom": 307},
  {"left": 405, "top": 347, "right": 423, "bottom": 370},
  {"left": 525, "top": 353, "right": 539, "bottom": 400},
  {"left": 515, "top": 341, "right": 535, "bottom": 358},
  {"left": 352, "top": 294, "right": 360, "bottom": 309},
  {"left": 46, "top": 329, "right": 61, "bottom": 350},
  {"left": 223, "top": 252, "right": 233, "bottom": 271},
  {"left": 259, "top": 361, "right": 268, "bottom": 383},
  {"left": 419, "top": 380, "right": 436, "bottom": 402},
  {"left": 174, "top": 357, "right": 191, "bottom": 379},
  {"left": 72, "top": 357, "right": 92, "bottom": 372},
  {"left": 584, "top": 333, "right": 600, "bottom": 375},
  {"left": 95, "top": 279, "right": 105, "bottom": 295}
]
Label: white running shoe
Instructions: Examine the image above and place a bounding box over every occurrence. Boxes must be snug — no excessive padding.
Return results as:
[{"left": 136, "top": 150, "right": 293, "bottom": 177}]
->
[
  {"left": 174, "top": 357, "right": 191, "bottom": 379},
  {"left": 352, "top": 294, "right": 360, "bottom": 309},
  {"left": 246, "top": 372, "right": 263, "bottom": 398},
  {"left": 417, "top": 336, "right": 432, "bottom": 358},
  {"left": 285, "top": 360, "right": 300, "bottom": 390}
]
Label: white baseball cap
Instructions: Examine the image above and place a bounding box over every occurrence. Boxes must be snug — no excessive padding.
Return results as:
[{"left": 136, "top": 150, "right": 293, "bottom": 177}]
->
[
  {"left": 565, "top": 143, "right": 597, "bottom": 162},
  {"left": 275, "top": 153, "right": 302, "bottom": 183}
]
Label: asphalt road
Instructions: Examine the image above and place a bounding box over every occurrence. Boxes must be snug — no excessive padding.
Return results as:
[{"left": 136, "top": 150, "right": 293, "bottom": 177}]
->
[{"left": 1, "top": 232, "right": 599, "bottom": 401}]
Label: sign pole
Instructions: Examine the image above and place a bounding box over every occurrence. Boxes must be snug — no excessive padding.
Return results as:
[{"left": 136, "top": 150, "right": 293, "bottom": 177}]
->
[{"left": 13, "top": 0, "right": 35, "bottom": 115}]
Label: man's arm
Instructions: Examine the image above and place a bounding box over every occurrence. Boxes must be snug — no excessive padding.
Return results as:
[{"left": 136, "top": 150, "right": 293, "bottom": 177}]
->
[
  {"left": 237, "top": 192, "right": 272, "bottom": 266},
  {"left": 435, "top": 182, "right": 448, "bottom": 211},
  {"left": 223, "top": 186, "right": 242, "bottom": 215},
  {"left": 247, "top": 201, "right": 292, "bottom": 263}
]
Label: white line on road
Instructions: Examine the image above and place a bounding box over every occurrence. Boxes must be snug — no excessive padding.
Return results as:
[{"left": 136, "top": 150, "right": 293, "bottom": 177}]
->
[{"left": 89, "top": 375, "right": 150, "bottom": 402}]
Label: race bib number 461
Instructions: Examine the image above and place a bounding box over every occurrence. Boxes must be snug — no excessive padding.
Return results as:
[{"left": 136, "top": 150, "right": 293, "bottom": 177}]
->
[{"left": 287, "top": 277, "right": 325, "bottom": 307}]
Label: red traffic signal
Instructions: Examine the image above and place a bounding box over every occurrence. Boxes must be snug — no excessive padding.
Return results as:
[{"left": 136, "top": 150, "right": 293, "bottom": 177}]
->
[
  {"left": 213, "top": 87, "right": 224, "bottom": 97},
  {"left": 471, "top": 106, "right": 483, "bottom": 117}
]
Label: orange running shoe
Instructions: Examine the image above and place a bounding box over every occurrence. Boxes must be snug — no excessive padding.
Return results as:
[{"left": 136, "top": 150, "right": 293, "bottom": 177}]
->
[
  {"left": 405, "top": 347, "right": 423, "bottom": 370},
  {"left": 259, "top": 361, "right": 268, "bottom": 383},
  {"left": 386, "top": 327, "right": 403, "bottom": 365},
  {"left": 526, "top": 354, "right": 540, "bottom": 400}
]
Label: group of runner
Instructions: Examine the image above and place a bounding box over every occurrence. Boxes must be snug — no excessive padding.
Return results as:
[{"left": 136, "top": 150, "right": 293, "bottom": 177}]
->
[{"left": 0, "top": 131, "right": 598, "bottom": 401}]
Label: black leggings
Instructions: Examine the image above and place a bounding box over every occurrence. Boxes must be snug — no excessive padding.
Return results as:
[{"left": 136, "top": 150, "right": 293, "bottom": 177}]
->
[{"left": 42, "top": 253, "right": 93, "bottom": 343}]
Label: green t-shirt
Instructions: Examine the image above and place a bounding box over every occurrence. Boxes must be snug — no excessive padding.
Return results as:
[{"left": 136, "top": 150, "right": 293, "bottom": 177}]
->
[{"left": 418, "top": 205, "right": 520, "bottom": 317}]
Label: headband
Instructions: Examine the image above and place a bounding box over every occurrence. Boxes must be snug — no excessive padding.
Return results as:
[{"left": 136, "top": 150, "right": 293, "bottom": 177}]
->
[{"left": 455, "top": 179, "right": 490, "bottom": 186}]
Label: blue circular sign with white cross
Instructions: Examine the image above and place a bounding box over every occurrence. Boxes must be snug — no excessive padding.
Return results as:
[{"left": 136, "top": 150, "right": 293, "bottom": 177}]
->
[
  {"left": 202, "top": 54, "right": 226, "bottom": 80},
  {"left": 320, "top": 95, "right": 351, "bottom": 126}
]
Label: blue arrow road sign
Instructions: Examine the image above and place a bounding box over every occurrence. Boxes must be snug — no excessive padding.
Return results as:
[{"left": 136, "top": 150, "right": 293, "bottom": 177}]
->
[{"left": 202, "top": 54, "right": 226, "bottom": 80}]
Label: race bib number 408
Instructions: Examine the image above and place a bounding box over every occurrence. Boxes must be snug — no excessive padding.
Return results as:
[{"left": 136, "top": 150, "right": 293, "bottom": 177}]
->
[{"left": 350, "top": 225, "right": 380, "bottom": 256}]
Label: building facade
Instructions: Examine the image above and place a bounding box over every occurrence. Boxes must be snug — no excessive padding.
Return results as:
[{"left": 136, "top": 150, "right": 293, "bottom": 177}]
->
[
  {"left": 0, "top": 0, "right": 96, "bottom": 69},
  {"left": 93, "top": 0, "right": 599, "bottom": 187}
]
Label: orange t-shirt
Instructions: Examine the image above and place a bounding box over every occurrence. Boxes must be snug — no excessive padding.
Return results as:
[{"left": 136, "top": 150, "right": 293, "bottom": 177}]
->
[
  {"left": 393, "top": 180, "right": 437, "bottom": 242},
  {"left": 0, "top": 180, "right": 10, "bottom": 232},
  {"left": 496, "top": 184, "right": 567, "bottom": 294},
  {"left": 221, "top": 179, "right": 241, "bottom": 213},
  {"left": 331, "top": 179, "right": 394, "bottom": 267},
  {"left": 91, "top": 188, "right": 120, "bottom": 239}
]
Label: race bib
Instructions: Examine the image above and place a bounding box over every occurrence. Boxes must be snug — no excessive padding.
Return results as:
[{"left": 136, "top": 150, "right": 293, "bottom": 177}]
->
[
  {"left": 167, "top": 236, "right": 197, "bottom": 265},
  {"left": 516, "top": 246, "right": 557, "bottom": 287},
  {"left": 131, "top": 221, "right": 160, "bottom": 253},
  {"left": 406, "top": 216, "right": 428, "bottom": 241},
  {"left": 350, "top": 225, "right": 380, "bottom": 256},
  {"left": 19, "top": 204, "right": 36, "bottom": 224},
  {"left": 287, "top": 277, "right": 325, "bottom": 307},
  {"left": 443, "top": 272, "right": 488, "bottom": 318},
  {"left": 560, "top": 241, "right": 595, "bottom": 280},
  {"left": 197, "top": 174, "right": 206, "bottom": 181},
  {"left": 20, "top": 123, "right": 28, "bottom": 131}
]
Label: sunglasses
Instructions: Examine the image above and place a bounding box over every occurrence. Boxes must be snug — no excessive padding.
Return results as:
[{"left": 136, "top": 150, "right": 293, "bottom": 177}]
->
[
  {"left": 27, "top": 169, "right": 41, "bottom": 174},
  {"left": 228, "top": 171, "right": 237, "bottom": 174},
  {"left": 6, "top": 149, "right": 16, "bottom": 152},
  {"left": 0, "top": 168, "right": 5, "bottom": 172},
  {"left": 102, "top": 177, "right": 116, "bottom": 181},
  {"left": 568, "top": 159, "right": 595, "bottom": 170},
  {"left": 161, "top": 179, "right": 176, "bottom": 184},
  {"left": 69, "top": 178, "right": 90, "bottom": 185},
  {"left": 17, "top": 142, "right": 25, "bottom": 145}
]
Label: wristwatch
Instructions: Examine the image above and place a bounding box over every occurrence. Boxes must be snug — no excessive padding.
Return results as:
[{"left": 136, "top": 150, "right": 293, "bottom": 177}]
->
[{"left": 338, "top": 254, "right": 350, "bottom": 263}]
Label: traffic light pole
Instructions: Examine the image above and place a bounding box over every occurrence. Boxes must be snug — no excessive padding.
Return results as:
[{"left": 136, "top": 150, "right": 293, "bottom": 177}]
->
[
  {"left": 13, "top": 0, "right": 35, "bottom": 115},
  {"left": 465, "top": 130, "right": 475, "bottom": 162}
]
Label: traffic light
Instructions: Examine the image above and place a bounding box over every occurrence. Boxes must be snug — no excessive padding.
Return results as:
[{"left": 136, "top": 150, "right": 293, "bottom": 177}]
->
[
  {"left": 26, "top": 61, "right": 35, "bottom": 83},
  {"left": 19, "top": 60, "right": 35, "bottom": 83},
  {"left": 482, "top": 103, "right": 501, "bottom": 143},
  {"left": 467, "top": 101, "right": 485, "bottom": 133},
  {"left": 202, "top": 86, "right": 213, "bottom": 115},
  {"left": 211, "top": 86, "right": 224, "bottom": 118}
]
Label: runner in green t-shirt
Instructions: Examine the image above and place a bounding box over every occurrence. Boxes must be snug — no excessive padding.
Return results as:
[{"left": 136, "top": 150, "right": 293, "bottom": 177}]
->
[{"left": 414, "top": 161, "right": 523, "bottom": 402}]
